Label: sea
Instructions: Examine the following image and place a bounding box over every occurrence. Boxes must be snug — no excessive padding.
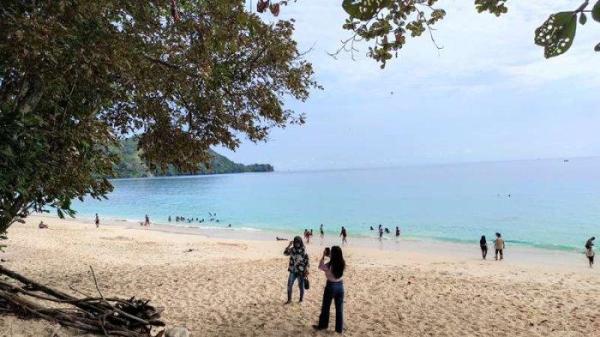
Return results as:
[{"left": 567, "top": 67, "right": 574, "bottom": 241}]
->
[{"left": 73, "top": 157, "right": 600, "bottom": 252}]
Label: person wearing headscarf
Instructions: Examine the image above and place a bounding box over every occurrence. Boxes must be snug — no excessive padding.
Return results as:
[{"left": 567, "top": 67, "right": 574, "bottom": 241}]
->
[{"left": 284, "top": 236, "right": 310, "bottom": 303}]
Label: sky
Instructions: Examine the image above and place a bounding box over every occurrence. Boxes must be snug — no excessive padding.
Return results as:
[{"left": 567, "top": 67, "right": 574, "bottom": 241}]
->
[{"left": 217, "top": 1, "right": 600, "bottom": 171}]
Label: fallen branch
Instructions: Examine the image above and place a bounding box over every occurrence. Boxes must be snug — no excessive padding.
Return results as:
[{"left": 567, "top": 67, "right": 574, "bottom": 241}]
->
[{"left": 0, "top": 265, "right": 164, "bottom": 336}]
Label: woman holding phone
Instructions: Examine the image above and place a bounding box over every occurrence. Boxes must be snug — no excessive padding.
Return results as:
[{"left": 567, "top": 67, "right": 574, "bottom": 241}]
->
[{"left": 313, "top": 246, "right": 345, "bottom": 334}]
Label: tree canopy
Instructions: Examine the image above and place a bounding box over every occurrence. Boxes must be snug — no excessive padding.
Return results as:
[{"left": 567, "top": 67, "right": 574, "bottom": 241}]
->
[
  {"left": 0, "top": 0, "right": 318, "bottom": 236},
  {"left": 313, "top": 0, "right": 600, "bottom": 68}
]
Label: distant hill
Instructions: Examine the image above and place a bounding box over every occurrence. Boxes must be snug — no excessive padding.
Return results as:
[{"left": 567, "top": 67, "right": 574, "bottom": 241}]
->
[{"left": 112, "top": 138, "right": 273, "bottom": 178}]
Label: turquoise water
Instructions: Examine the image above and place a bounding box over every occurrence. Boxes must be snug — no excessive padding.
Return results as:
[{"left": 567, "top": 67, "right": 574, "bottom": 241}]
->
[{"left": 73, "top": 158, "right": 600, "bottom": 251}]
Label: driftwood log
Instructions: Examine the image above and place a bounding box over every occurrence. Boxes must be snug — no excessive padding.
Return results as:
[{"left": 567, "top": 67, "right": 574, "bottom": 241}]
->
[{"left": 0, "top": 265, "right": 165, "bottom": 337}]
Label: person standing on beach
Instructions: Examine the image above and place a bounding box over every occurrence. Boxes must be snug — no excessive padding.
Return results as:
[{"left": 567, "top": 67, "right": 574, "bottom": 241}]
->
[
  {"left": 340, "top": 227, "right": 347, "bottom": 244},
  {"left": 284, "top": 236, "right": 310, "bottom": 304},
  {"left": 395, "top": 226, "right": 400, "bottom": 239},
  {"left": 480, "top": 235, "right": 488, "bottom": 260},
  {"left": 494, "top": 233, "right": 505, "bottom": 260},
  {"left": 144, "top": 214, "right": 150, "bottom": 227},
  {"left": 320, "top": 224, "right": 324, "bottom": 239},
  {"left": 95, "top": 213, "right": 100, "bottom": 228},
  {"left": 585, "top": 237, "right": 595, "bottom": 268},
  {"left": 378, "top": 226, "right": 384, "bottom": 241},
  {"left": 313, "top": 245, "right": 345, "bottom": 334}
]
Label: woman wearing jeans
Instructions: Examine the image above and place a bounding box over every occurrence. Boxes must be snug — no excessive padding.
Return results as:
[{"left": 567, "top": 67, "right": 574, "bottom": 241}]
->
[
  {"left": 313, "top": 246, "right": 346, "bottom": 334},
  {"left": 284, "top": 236, "right": 310, "bottom": 304}
]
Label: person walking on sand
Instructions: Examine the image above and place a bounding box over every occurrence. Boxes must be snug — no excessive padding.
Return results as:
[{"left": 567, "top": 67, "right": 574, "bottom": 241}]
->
[
  {"left": 144, "top": 214, "right": 150, "bottom": 227},
  {"left": 585, "top": 237, "right": 595, "bottom": 268},
  {"left": 378, "top": 226, "right": 384, "bottom": 241},
  {"left": 340, "top": 227, "right": 347, "bottom": 244},
  {"left": 95, "top": 213, "right": 100, "bottom": 228},
  {"left": 480, "top": 235, "right": 488, "bottom": 260},
  {"left": 494, "top": 232, "right": 505, "bottom": 260},
  {"left": 313, "top": 246, "right": 346, "bottom": 334},
  {"left": 284, "top": 236, "right": 310, "bottom": 304}
]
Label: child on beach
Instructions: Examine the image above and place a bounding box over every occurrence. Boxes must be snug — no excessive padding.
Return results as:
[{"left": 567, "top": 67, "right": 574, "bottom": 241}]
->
[
  {"left": 284, "top": 236, "right": 310, "bottom": 304},
  {"left": 95, "top": 213, "right": 100, "bottom": 228},
  {"left": 313, "top": 246, "right": 345, "bottom": 334},
  {"left": 494, "top": 233, "right": 505, "bottom": 260}
]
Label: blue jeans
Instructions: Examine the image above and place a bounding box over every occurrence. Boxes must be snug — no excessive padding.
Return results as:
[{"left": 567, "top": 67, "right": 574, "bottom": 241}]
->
[
  {"left": 318, "top": 281, "right": 344, "bottom": 333},
  {"left": 287, "top": 272, "right": 305, "bottom": 302}
]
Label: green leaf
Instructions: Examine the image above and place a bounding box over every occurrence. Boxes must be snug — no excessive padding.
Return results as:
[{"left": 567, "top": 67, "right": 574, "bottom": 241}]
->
[
  {"left": 579, "top": 13, "right": 587, "bottom": 25},
  {"left": 534, "top": 12, "right": 577, "bottom": 58},
  {"left": 593, "top": 0, "right": 600, "bottom": 22},
  {"left": 342, "top": 0, "right": 389, "bottom": 20}
]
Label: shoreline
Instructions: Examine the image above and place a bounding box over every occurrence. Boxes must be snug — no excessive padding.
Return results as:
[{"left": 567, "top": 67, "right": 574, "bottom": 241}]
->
[
  {"left": 30, "top": 214, "right": 592, "bottom": 273},
  {"left": 1, "top": 214, "right": 598, "bottom": 337},
  {"left": 69, "top": 212, "right": 588, "bottom": 253}
]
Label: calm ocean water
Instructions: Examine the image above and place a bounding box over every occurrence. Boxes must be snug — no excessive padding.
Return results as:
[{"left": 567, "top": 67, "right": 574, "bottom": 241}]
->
[{"left": 73, "top": 158, "right": 600, "bottom": 251}]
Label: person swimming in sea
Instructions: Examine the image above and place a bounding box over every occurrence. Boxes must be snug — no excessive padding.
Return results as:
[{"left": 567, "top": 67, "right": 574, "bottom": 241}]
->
[
  {"left": 370, "top": 226, "right": 374, "bottom": 231},
  {"left": 384, "top": 227, "right": 390, "bottom": 234}
]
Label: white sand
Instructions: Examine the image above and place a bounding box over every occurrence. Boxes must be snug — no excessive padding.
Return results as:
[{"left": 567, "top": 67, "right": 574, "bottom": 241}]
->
[{"left": 0, "top": 215, "right": 598, "bottom": 337}]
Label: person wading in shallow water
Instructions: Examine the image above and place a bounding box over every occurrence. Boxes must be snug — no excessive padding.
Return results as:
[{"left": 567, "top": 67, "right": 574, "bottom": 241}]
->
[
  {"left": 284, "top": 236, "right": 310, "bottom": 304},
  {"left": 313, "top": 245, "right": 346, "bottom": 334}
]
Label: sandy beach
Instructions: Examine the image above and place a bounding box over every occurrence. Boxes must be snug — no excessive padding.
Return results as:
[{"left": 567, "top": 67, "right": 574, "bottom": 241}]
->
[{"left": 0, "top": 215, "right": 598, "bottom": 337}]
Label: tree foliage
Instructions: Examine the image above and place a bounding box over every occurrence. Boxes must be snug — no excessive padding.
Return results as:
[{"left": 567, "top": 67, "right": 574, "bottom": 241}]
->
[
  {"left": 331, "top": 0, "right": 600, "bottom": 68},
  {"left": 0, "top": 0, "right": 318, "bottom": 236}
]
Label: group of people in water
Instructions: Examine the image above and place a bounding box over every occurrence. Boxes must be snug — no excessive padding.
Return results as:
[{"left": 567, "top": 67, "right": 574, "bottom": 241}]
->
[
  {"left": 284, "top": 235, "right": 346, "bottom": 334},
  {"left": 302, "top": 225, "right": 349, "bottom": 245},
  {"left": 370, "top": 224, "right": 401, "bottom": 240},
  {"left": 168, "top": 212, "right": 221, "bottom": 224}
]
